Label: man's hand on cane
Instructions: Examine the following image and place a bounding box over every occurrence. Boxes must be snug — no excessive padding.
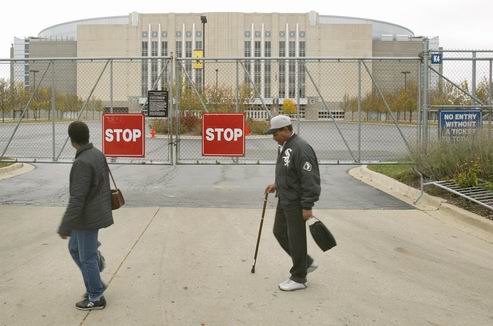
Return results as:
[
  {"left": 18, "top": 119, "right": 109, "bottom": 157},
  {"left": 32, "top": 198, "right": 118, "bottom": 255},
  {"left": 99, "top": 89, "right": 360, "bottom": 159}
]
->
[{"left": 265, "top": 184, "right": 277, "bottom": 194}]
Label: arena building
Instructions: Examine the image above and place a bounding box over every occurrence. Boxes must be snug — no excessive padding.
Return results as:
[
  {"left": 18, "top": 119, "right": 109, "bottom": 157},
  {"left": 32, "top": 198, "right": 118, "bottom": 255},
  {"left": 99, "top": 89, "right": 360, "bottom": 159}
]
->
[{"left": 11, "top": 12, "right": 439, "bottom": 117}]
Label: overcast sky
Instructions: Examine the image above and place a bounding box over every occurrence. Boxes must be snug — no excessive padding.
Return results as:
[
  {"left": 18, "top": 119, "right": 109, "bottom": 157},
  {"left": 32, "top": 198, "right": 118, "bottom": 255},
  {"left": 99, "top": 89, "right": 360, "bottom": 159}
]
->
[{"left": 1, "top": 0, "right": 491, "bottom": 59}]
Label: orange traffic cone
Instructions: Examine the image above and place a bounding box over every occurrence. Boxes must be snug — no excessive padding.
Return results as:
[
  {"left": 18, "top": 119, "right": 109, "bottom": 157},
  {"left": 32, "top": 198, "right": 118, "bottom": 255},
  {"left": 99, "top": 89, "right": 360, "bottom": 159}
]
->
[{"left": 151, "top": 127, "right": 155, "bottom": 138}]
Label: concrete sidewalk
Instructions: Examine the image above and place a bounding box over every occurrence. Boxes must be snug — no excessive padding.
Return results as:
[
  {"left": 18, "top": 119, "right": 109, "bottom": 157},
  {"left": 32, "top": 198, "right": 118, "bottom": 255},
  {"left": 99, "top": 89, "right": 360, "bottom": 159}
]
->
[{"left": 1, "top": 206, "right": 493, "bottom": 325}]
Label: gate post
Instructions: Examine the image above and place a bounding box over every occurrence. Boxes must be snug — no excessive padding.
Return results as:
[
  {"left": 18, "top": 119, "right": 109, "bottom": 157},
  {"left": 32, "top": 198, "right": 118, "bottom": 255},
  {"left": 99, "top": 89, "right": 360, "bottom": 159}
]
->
[
  {"left": 358, "top": 60, "right": 362, "bottom": 164},
  {"left": 51, "top": 60, "right": 56, "bottom": 161},
  {"left": 175, "top": 56, "right": 182, "bottom": 163},
  {"left": 422, "top": 38, "right": 430, "bottom": 151}
]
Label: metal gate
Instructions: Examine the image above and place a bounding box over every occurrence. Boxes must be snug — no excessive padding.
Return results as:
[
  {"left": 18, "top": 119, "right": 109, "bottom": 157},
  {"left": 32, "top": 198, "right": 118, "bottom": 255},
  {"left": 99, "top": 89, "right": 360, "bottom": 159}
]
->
[
  {"left": 174, "top": 57, "right": 420, "bottom": 165},
  {"left": 0, "top": 54, "right": 458, "bottom": 165}
]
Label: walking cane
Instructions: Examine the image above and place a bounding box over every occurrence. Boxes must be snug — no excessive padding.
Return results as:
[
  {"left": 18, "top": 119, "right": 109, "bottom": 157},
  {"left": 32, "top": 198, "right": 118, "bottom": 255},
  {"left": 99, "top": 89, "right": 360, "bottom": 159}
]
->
[{"left": 251, "top": 192, "right": 269, "bottom": 273}]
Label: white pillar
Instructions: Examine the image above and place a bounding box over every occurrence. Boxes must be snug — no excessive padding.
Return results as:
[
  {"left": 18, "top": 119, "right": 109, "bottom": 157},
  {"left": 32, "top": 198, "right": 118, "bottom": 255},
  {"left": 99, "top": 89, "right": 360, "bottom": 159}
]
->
[
  {"left": 192, "top": 23, "right": 196, "bottom": 82},
  {"left": 158, "top": 24, "right": 162, "bottom": 90},
  {"left": 285, "top": 23, "right": 289, "bottom": 99},
  {"left": 261, "top": 23, "right": 265, "bottom": 98},
  {"left": 182, "top": 24, "right": 186, "bottom": 84},
  {"left": 182, "top": 24, "right": 186, "bottom": 57},
  {"left": 148, "top": 24, "right": 152, "bottom": 91},
  {"left": 251, "top": 23, "right": 254, "bottom": 82},
  {"left": 295, "top": 23, "right": 299, "bottom": 100}
]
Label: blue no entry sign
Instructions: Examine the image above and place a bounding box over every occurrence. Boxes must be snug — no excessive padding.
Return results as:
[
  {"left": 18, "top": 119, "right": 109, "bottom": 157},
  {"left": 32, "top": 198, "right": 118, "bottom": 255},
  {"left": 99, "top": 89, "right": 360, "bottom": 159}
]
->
[{"left": 439, "top": 110, "right": 482, "bottom": 142}]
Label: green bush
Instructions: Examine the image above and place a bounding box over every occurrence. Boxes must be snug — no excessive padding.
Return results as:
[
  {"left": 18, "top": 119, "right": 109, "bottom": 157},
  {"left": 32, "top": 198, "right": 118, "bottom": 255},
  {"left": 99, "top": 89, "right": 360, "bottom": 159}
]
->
[
  {"left": 412, "top": 131, "right": 493, "bottom": 185},
  {"left": 246, "top": 119, "right": 269, "bottom": 135},
  {"left": 149, "top": 115, "right": 202, "bottom": 136}
]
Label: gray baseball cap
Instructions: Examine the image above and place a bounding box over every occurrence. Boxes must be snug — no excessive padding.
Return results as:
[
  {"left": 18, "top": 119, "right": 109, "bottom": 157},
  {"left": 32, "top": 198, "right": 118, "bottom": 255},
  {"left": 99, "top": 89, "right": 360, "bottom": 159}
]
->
[{"left": 266, "top": 115, "right": 292, "bottom": 134}]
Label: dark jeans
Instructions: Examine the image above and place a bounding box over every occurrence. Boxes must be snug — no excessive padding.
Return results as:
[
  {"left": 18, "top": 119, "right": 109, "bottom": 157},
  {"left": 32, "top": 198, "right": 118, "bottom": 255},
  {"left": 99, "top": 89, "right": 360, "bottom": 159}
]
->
[
  {"left": 68, "top": 229, "right": 105, "bottom": 301},
  {"left": 273, "top": 204, "right": 314, "bottom": 283}
]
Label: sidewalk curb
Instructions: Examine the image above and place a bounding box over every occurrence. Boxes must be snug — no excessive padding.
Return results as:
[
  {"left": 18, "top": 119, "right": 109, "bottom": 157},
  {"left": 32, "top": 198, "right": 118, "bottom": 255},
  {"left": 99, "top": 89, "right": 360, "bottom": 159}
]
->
[
  {"left": 0, "top": 163, "right": 35, "bottom": 180},
  {"left": 349, "top": 165, "right": 493, "bottom": 234}
]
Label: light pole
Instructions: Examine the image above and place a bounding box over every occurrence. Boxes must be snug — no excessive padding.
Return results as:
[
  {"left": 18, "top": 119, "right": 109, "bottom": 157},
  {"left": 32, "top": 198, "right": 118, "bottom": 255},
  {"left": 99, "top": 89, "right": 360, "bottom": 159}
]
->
[
  {"left": 401, "top": 71, "right": 410, "bottom": 92},
  {"left": 200, "top": 15, "right": 207, "bottom": 93},
  {"left": 29, "top": 69, "right": 39, "bottom": 120}
]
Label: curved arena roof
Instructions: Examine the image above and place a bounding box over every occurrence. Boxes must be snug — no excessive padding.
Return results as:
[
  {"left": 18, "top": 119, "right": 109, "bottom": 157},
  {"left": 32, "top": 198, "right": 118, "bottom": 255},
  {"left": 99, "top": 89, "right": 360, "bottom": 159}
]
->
[
  {"left": 38, "top": 13, "right": 414, "bottom": 40},
  {"left": 38, "top": 16, "right": 129, "bottom": 40}
]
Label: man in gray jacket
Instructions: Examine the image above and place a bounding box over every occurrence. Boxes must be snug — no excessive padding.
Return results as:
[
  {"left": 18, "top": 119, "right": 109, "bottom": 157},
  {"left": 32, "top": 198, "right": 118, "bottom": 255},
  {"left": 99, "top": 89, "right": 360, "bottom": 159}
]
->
[
  {"left": 265, "top": 115, "right": 321, "bottom": 291},
  {"left": 58, "top": 121, "right": 113, "bottom": 310}
]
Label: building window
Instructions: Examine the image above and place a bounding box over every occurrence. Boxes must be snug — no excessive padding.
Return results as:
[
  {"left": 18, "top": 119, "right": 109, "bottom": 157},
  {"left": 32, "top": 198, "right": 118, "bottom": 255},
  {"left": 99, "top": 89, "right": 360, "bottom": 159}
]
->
[
  {"left": 254, "top": 41, "right": 261, "bottom": 57},
  {"left": 265, "top": 31, "right": 271, "bottom": 38},
  {"left": 254, "top": 41, "right": 261, "bottom": 88},
  {"left": 161, "top": 41, "right": 169, "bottom": 89},
  {"left": 141, "top": 41, "right": 148, "bottom": 96},
  {"left": 195, "top": 41, "right": 203, "bottom": 50},
  {"left": 288, "top": 41, "right": 296, "bottom": 97},
  {"left": 186, "top": 31, "right": 192, "bottom": 38},
  {"left": 161, "top": 32, "right": 167, "bottom": 38},
  {"left": 161, "top": 41, "right": 168, "bottom": 56},
  {"left": 152, "top": 31, "right": 158, "bottom": 38},
  {"left": 299, "top": 41, "right": 306, "bottom": 98},
  {"left": 176, "top": 41, "right": 182, "bottom": 58},
  {"left": 152, "top": 41, "right": 158, "bottom": 56},
  {"left": 245, "top": 31, "right": 251, "bottom": 38},
  {"left": 279, "top": 41, "right": 285, "bottom": 98},
  {"left": 185, "top": 41, "right": 192, "bottom": 57},
  {"left": 244, "top": 41, "right": 251, "bottom": 84},
  {"left": 264, "top": 41, "right": 271, "bottom": 98},
  {"left": 185, "top": 41, "right": 192, "bottom": 82},
  {"left": 289, "top": 31, "right": 296, "bottom": 38},
  {"left": 142, "top": 32, "right": 148, "bottom": 38},
  {"left": 255, "top": 31, "right": 261, "bottom": 38},
  {"left": 196, "top": 31, "right": 202, "bottom": 37}
]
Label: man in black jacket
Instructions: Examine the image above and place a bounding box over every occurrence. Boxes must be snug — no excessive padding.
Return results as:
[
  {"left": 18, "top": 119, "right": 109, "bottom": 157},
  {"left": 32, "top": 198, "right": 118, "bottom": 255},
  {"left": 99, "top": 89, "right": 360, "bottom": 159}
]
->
[
  {"left": 265, "top": 115, "right": 321, "bottom": 291},
  {"left": 58, "top": 121, "right": 113, "bottom": 310}
]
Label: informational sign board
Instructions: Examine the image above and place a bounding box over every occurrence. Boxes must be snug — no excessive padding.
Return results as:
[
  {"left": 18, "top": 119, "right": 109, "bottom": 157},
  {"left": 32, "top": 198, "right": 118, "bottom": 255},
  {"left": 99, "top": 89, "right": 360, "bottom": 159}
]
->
[
  {"left": 147, "top": 90, "right": 168, "bottom": 117},
  {"left": 439, "top": 110, "right": 482, "bottom": 142},
  {"left": 102, "top": 113, "right": 145, "bottom": 157},
  {"left": 202, "top": 113, "right": 245, "bottom": 157},
  {"left": 193, "top": 50, "right": 203, "bottom": 69}
]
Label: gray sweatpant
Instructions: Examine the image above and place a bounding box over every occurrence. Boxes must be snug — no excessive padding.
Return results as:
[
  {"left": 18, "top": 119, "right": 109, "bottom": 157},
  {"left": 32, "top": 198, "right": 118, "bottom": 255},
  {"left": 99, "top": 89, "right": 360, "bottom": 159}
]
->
[{"left": 273, "top": 204, "right": 314, "bottom": 283}]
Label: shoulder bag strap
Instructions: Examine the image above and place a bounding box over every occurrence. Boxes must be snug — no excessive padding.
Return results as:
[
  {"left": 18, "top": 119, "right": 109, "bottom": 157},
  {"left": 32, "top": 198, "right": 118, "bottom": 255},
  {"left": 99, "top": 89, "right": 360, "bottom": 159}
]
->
[{"left": 105, "top": 158, "right": 118, "bottom": 189}]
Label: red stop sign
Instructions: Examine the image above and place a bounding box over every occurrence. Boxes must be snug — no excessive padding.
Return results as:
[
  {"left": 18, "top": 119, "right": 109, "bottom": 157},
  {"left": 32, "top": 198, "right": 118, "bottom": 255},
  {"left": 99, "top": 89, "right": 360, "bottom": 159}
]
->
[
  {"left": 202, "top": 113, "right": 245, "bottom": 157},
  {"left": 102, "top": 113, "right": 145, "bottom": 157}
]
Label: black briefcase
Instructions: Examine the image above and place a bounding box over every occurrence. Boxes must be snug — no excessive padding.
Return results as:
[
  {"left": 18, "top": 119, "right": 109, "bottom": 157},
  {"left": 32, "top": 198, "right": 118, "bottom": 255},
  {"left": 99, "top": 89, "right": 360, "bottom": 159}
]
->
[{"left": 309, "top": 217, "right": 337, "bottom": 252}]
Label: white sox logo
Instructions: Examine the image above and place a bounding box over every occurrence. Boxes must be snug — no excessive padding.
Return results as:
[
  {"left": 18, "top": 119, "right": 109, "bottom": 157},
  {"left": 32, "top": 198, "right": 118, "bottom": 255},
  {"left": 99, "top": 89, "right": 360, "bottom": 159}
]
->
[{"left": 282, "top": 148, "right": 292, "bottom": 167}]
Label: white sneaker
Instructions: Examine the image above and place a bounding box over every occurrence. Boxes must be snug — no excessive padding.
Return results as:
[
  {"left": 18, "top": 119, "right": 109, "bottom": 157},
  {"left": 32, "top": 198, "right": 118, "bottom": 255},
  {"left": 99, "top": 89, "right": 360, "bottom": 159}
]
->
[
  {"left": 307, "top": 261, "right": 318, "bottom": 274},
  {"left": 278, "top": 279, "right": 307, "bottom": 291}
]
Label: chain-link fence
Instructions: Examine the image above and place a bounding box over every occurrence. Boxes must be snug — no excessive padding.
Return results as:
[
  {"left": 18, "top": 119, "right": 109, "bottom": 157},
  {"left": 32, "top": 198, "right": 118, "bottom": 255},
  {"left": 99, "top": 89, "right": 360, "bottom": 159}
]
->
[
  {"left": 421, "top": 50, "right": 493, "bottom": 145},
  {"left": 3, "top": 54, "right": 490, "bottom": 165},
  {"left": 0, "top": 57, "right": 173, "bottom": 164}
]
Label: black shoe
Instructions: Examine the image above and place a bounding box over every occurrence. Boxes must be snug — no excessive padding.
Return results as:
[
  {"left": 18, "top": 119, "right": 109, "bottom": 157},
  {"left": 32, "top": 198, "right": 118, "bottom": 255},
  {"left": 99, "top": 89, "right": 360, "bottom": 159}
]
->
[
  {"left": 83, "top": 282, "right": 107, "bottom": 299},
  {"left": 75, "top": 296, "right": 106, "bottom": 311}
]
